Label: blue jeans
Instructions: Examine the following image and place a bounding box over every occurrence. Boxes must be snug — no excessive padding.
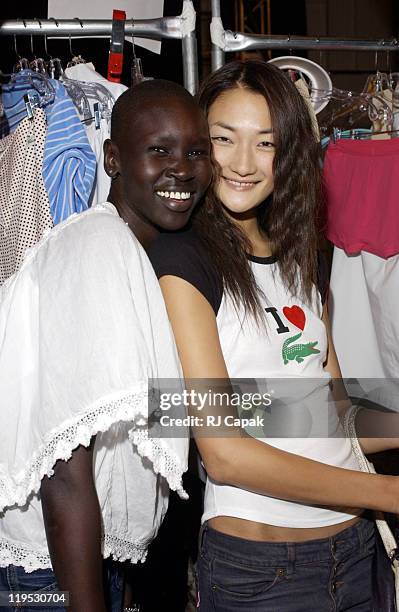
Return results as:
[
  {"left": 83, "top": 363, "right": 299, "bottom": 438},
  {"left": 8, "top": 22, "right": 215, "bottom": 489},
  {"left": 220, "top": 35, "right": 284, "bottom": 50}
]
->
[
  {"left": 197, "top": 518, "right": 375, "bottom": 611},
  {"left": 0, "top": 566, "right": 62, "bottom": 612},
  {"left": 0, "top": 560, "right": 124, "bottom": 612}
]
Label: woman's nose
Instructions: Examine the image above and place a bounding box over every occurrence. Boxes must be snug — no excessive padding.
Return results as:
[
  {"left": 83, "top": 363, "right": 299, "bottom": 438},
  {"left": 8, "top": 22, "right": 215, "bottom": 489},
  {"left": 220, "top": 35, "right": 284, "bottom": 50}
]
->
[
  {"left": 229, "top": 144, "right": 257, "bottom": 176},
  {"left": 166, "top": 155, "right": 194, "bottom": 181}
]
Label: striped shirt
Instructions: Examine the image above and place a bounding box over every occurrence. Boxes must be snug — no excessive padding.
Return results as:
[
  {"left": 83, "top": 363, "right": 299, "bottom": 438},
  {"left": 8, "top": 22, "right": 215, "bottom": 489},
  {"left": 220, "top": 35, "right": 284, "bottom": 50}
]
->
[{"left": 2, "top": 74, "right": 96, "bottom": 225}]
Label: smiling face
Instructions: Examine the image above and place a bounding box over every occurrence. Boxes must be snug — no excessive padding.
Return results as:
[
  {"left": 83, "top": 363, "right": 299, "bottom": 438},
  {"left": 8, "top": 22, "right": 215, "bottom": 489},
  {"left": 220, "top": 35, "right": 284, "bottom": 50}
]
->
[
  {"left": 208, "top": 86, "right": 275, "bottom": 218},
  {"left": 105, "top": 95, "right": 212, "bottom": 242}
]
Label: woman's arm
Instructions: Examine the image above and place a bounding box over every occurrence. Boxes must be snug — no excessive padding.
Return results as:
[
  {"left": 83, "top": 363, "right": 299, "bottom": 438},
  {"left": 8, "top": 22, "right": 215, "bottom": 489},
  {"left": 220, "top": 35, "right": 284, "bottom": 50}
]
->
[
  {"left": 41, "top": 440, "right": 107, "bottom": 612},
  {"left": 159, "top": 275, "right": 399, "bottom": 513},
  {"left": 322, "top": 304, "right": 399, "bottom": 454}
]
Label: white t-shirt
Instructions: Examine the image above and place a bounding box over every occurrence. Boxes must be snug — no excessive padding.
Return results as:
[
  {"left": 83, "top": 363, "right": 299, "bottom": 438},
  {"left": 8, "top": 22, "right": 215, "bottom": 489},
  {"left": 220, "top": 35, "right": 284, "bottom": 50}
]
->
[
  {"left": 0, "top": 202, "right": 188, "bottom": 571},
  {"left": 149, "top": 228, "right": 360, "bottom": 529}
]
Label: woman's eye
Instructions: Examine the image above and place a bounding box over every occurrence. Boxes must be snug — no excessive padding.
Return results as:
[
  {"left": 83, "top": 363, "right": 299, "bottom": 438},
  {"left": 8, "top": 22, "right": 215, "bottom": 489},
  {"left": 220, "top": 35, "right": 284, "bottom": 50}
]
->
[
  {"left": 188, "top": 149, "right": 208, "bottom": 157},
  {"left": 149, "top": 146, "right": 168, "bottom": 154},
  {"left": 258, "top": 141, "right": 275, "bottom": 149},
  {"left": 211, "top": 136, "right": 231, "bottom": 144}
]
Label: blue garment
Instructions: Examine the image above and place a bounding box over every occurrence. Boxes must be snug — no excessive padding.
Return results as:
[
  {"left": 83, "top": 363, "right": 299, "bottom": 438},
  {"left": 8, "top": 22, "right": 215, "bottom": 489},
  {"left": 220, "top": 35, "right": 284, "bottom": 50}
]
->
[
  {"left": 0, "top": 565, "right": 63, "bottom": 612},
  {"left": 1, "top": 73, "right": 96, "bottom": 225},
  {"left": 0, "top": 561, "right": 123, "bottom": 612},
  {"left": 197, "top": 519, "right": 375, "bottom": 611}
]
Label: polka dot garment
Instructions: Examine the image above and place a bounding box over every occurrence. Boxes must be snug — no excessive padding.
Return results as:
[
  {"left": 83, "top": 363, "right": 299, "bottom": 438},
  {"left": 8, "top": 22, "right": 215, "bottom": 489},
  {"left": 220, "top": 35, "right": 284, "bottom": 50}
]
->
[{"left": 0, "top": 108, "right": 53, "bottom": 285}]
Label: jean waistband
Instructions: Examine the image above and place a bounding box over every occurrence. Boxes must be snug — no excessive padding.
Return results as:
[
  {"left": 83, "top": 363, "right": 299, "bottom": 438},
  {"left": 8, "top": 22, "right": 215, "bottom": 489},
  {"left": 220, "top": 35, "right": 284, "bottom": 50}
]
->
[{"left": 200, "top": 517, "right": 374, "bottom": 567}]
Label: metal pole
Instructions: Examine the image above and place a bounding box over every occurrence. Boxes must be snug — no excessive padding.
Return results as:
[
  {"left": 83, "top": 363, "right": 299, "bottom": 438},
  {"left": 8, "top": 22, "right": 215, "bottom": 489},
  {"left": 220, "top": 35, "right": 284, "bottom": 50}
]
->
[
  {"left": 182, "top": 32, "right": 198, "bottom": 94},
  {"left": 222, "top": 32, "right": 399, "bottom": 53},
  {"left": 211, "top": 0, "right": 225, "bottom": 70},
  {"left": 0, "top": 18, "right": 183, "bottom": 40},
  {"left": 0, "top": 10, "right": 198, "bottom": 94}
]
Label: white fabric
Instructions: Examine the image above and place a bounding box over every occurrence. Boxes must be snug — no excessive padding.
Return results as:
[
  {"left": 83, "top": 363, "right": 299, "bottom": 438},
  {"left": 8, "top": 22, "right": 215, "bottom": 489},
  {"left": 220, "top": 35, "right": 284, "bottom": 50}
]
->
[
  {"left": 210, "top": 17, "right": 226, "bottom": 51},
  {"left": 203, "top": 259, "right": 360, "bottom": 528},
  {"left": 0, "top": 202, "right": 188, "bottom": 571},
  {"left": 47, "top": 0, "right": 164, "bottom": 54},
  {"left": 344, "top": 405, "right": 399, "bottom": 602},
  {"left": 64, "top": 63, "right": 128, "bottom": 207},
  {"left": 330, "top": 246, "right": 399, "bottom": 407},
  {"left": 181, "top": 0, "right": 196, "bottom": 37}
]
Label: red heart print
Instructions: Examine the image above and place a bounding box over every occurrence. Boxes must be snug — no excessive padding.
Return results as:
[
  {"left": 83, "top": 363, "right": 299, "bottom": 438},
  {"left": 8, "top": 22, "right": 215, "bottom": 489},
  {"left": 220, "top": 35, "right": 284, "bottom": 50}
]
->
[{"left": 283, "top": 305, "right": 306, "bottom": 331}]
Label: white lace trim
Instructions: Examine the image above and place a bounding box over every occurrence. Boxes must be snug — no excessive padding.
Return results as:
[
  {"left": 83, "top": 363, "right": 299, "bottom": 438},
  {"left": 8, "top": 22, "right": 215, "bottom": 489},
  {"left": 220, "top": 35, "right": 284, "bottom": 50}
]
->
[
  {"left": 0, "top": 532, "right": 149, "bottom": 573},
  {"left": 103, "top": 533, "right": 148, "bottom": 564},
  {"left": 0, "top": 538, "right": 51, "bottom": 573},
  {"left": 0, "top": 385, "right": 187, "bottom": 511},
  {"left": 0, "top": 388, "right": 147, "bottom": 509},
  {"left": 130, "top": 428, "right": 188, "bottom": 500}
]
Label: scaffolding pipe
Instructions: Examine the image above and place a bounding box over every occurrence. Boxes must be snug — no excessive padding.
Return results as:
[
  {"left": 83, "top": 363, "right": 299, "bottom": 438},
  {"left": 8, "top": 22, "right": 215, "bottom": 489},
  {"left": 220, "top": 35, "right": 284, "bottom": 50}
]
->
[
  {"left": 182, "top": 32, "right": 198, "bottom": 95},
  {"left": 210, "top": 0, "right": 225, "bottom": 71},
  {"left": 0, "top": 18, "right": 182, "bottom": 40},
  {"left": 0, "top": 2, "right": 199, "bottom": 94},
  {"left": 210, "top": 0, "right": 399, "bottom": 70},
  {"left": 220, "top": 32, "right": 399, "bottom": 53}
]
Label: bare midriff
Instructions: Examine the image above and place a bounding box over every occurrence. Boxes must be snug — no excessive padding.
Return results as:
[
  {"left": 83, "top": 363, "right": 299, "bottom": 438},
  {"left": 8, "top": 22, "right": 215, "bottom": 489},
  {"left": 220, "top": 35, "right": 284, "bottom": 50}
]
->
[{"left": 209, "top": 510, "right": 362, "bottom": 542}]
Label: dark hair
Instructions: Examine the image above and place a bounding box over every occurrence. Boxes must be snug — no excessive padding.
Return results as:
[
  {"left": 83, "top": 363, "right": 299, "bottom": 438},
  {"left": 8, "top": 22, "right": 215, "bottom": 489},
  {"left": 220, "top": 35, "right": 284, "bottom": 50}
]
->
[{"left": 195, "top": 60, "right": 324, "bottom": 319}]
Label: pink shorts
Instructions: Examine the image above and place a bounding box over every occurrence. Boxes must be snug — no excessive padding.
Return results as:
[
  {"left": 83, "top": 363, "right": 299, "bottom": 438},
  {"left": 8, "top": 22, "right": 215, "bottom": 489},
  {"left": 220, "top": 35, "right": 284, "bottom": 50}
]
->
[{"left": 324, "top": 138, "right": 399, "bottom": 258}]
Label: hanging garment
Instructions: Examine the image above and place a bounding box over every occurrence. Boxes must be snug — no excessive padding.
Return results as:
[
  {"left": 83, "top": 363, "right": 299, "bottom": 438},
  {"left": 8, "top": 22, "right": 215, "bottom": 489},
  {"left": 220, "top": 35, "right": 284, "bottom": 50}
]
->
[
  {"left": 0, "top": 202, "right": 188, "bottom": 571},
  {"left": 324, "top": 138, "right": 399, "bottom": 258},
  {"left": 394, "top": 83, "right": 399, "bottom": 131},
  {"left": 2, "top": 75, "right": 96, "bottom": 224},
  {"left": 295, "top": 77, "right": 320, "bottom": 140},
  {"left": 64, "top": 63, "right": 127, "bottom": 206},
  {"left": 371, "top": 88, "right": 393, "bottom": 138},
  {"left": 0, "top": 108, "right": 53, "bottom": 285},
  {"left": 42, "top": 79, "right": 96, "bottom": 223},
  {"left": 329, "top": 246, "right": 399, "bottom": 408}
]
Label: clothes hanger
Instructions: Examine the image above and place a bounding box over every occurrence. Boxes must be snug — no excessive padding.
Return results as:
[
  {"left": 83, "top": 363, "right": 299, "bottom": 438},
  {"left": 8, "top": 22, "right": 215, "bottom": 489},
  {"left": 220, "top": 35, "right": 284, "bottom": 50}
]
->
[
  {"left": 60, "top": 30, "right": 115, "bottom": 125},
  {"left": 66, "top": 22, "right": 86, "bottom": 68},
  {"left": 61, "top": 79, "right": 92, "bottom": 121},
  {"left": 12, "top": 33, "right": 29, "bottom": 73},
  {"left": 42, "top": 19, "right": 65, "bottom": 80},
  {"left": 0, "top": 68, "right": 56, "bottom": 125},
  {"left": 1, "top": 69, "right": 56, "bottom": 106},
  {"left": 315, "top": 87, "right": 393, "bottom": 137},
  {"left": 363, "top": 48, "right": 391, "bottom": 95},
  {"left": 130, "top": 18, "right": 145, "bottom": 85},
  {"left": 61, "top": 63, "right": 115, "bottom": 125},
  {"left": 50, "top": 33, "right": 92, "bottom": 121},
  {"left": 62, "top": 77, "right": 114, "bottom": 125},
  {"left": 27, "top": 32, "right": 47, "bottom": 75},
  {"left": 268, "top": 56, "right": 332, "bottom": 114}
]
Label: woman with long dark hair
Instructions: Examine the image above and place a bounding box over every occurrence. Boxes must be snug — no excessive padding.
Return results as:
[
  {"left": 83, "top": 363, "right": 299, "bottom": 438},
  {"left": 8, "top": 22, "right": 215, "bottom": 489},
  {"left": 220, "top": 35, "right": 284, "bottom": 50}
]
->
[{"left": 149, "top": 60, "right": 399, "bottom": 611}]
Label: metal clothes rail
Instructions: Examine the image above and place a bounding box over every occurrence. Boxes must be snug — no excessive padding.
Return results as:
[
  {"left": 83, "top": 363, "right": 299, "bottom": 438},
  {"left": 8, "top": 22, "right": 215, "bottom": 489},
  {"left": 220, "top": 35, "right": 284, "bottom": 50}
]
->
[
  {"left": 210, "top": 0, "right": 399, "bottom": 71},
  {"left": 0, "top": 0, "right": 198, "bottom": 94}
]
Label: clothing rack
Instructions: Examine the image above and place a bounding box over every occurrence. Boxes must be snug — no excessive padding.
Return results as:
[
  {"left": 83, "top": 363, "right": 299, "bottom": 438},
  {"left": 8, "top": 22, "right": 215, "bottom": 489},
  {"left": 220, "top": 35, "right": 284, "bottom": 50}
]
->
[
  {"left": 210, "top": 0, "right": 399, "bottom": 71},
  {"left": 0, "top": 0, "right": 198, "bottom": 94}
]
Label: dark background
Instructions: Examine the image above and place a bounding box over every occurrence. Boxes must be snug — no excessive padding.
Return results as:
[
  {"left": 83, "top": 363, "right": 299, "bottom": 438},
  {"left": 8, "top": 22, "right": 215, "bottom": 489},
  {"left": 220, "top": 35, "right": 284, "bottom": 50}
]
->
[{"left": 3, "top": 0, "right": 397, "bottom": 91}]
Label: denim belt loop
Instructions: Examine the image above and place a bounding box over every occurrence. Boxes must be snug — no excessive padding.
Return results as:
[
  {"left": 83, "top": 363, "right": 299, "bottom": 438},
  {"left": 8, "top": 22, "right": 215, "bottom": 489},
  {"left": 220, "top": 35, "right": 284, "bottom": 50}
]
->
[
  {"left": 286, "top": 542, "right": 296, "bottom": 576},
  {"left": 198, "top": 521, "right": 208, "bottom": 553},
  {"left": 356, "top": 518, "right": 365, "bottom": 551},
  {"left": 7, "top": 564, "right": 18, "bottom": 591}
]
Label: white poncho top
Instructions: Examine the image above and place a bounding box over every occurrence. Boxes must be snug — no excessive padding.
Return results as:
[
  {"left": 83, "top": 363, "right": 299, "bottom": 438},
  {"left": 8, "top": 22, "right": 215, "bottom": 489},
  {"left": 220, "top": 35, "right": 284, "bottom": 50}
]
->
[{"left": 0, "top": 202, "right": 188, "bottom": 571}]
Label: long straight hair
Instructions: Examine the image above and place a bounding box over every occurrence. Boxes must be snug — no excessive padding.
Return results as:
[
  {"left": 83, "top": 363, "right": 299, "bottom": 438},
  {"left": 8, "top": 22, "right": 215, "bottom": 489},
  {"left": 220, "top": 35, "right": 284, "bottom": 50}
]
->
[{"left": 194, "top": 60, "right": 325, "bottom": 319}]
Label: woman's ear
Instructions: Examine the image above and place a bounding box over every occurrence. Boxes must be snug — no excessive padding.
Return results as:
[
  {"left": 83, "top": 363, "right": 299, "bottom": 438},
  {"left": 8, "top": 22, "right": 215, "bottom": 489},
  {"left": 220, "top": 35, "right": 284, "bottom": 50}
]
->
[{"left": 103, "top": 139, "right": 121, "bottom": 179}]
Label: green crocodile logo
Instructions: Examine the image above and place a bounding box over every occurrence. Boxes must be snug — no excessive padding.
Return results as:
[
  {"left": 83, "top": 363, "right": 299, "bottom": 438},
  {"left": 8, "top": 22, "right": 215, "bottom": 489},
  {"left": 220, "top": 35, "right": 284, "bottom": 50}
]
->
[{"left": 282, "top": 332, "right": 320, "bottom": 365}]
